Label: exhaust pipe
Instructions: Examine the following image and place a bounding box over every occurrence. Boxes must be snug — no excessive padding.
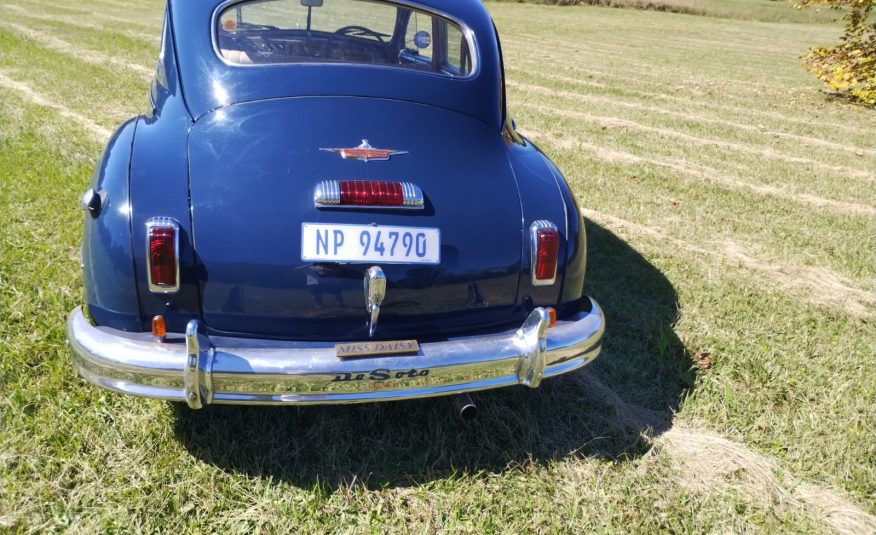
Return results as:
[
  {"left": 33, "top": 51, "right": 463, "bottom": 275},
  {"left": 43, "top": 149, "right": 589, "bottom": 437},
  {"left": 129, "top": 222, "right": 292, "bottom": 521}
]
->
[{"left": 452, "top": 393, "right": 477, "bottom": 420}]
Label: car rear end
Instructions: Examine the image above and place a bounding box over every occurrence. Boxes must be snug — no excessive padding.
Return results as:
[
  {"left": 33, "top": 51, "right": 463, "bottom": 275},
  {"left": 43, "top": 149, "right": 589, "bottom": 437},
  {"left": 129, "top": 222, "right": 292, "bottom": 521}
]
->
[{"left": 68, "top": 0, "right": 605, "bottom": 410}]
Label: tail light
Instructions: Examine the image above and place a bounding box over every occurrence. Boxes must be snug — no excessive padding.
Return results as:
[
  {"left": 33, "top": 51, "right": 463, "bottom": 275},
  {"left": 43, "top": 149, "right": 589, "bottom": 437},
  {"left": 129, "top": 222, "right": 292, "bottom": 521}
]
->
[
  {"left": 146, "top": 217, "right": 180, "bottom": 293},
  {"left": 314, "top": 180, "right": 423, "bottom": 209},
  {"left": 547, "top": 307, "right": 557, "bottom": 327},
  {"left": 151, "top": 315, "right": 167, "bottom": 340},
  {"left": 531, "top": 220, "right": 559, "bottom": 286}
]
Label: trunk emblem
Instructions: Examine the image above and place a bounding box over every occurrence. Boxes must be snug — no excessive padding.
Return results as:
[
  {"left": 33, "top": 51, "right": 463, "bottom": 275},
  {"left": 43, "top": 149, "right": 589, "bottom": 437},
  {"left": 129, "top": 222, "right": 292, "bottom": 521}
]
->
[
  {"left": 364, "top": 266, "right": 386, "bottom": 337},
  {"left": 320, "top": 139, "right": 408, "bottom": 162}
]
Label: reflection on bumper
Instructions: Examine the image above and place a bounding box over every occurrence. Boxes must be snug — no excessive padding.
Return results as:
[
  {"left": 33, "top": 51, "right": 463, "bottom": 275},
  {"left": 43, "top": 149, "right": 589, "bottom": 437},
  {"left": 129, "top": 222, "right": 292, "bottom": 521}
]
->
[{"left": 67, "top": 299, "right": 605, "bottom": 408}]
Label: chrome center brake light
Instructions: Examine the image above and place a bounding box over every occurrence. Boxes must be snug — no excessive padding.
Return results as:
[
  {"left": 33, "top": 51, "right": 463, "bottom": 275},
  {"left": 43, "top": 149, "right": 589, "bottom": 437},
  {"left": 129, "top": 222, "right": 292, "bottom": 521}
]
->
[{"left": 314, "top": 180, "right": 423, "bottom": 209}]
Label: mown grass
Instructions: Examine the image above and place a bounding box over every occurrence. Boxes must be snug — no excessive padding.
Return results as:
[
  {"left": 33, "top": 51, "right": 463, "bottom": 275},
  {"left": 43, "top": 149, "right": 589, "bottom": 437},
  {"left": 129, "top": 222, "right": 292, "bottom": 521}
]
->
[
  {"left": 491, "top": 0, "right": 840, "bottom": 24},
  {"left": 1, "top": 0, "right": 875, "bottom": 532}
]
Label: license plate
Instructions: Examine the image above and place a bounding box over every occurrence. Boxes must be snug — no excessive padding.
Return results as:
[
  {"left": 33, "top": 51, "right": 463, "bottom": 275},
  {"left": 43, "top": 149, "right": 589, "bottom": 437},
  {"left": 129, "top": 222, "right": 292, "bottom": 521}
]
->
[
  {"left": 301, "top": 223, "right": 440, "bottom": 264},
  {"left": 335, "top": 340, "right": 420, "bottom": 359}
]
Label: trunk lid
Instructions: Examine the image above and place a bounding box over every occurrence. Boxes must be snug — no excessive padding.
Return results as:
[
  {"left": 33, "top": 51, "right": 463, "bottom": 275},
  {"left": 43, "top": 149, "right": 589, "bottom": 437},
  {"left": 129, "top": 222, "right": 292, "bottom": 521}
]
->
[{"left": 188, "top": 97, "right": 523, "bottom": 340}]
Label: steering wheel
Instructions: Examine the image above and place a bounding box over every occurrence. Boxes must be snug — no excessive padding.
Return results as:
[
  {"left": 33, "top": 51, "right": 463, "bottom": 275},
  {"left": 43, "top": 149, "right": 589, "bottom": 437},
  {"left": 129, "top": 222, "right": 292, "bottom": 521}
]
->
[{"left": 334, "top": 25, "right": 387, "bottom": 43}]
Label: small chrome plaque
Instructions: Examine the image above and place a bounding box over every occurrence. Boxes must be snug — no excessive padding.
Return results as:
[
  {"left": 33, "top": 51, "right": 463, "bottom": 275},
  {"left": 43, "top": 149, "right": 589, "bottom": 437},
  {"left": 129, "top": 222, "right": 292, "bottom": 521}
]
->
[{"left": 335, "top": 340, "right": 420, "bottom": 359}]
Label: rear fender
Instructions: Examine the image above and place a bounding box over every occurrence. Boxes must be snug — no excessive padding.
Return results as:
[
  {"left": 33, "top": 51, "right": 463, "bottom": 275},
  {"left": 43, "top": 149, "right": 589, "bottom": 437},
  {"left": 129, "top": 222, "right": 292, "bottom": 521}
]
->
[
  {"left": 82, "top": 120, "right": 140, "bottom": 330},
  {"left": 506, "top": 138, "right": 568, "bottom": 311},
  {"left": 129, "top": 13, "right": 199, "bottom": 333},
  {"left": 550, "top": 162, "right": 587, "bottom": 313}
]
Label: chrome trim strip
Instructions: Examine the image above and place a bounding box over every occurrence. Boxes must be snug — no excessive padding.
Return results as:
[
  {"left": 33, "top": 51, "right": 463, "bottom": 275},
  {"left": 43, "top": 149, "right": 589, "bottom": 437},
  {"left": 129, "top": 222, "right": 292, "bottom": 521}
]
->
[
  {"left": 145, "top": 217, "right": 181, "bottom": 294},
  {"left": 401, "top": 181, "right": 424, "bottom": 207},
  {"left": 313, "top": 180, "right": 341, "bottom": 205},
  {"left": 530, "top": 220, "right": 559, "bottom": 287},
  {"left": 66, "top": 299, "right": 604, "bottom": 407}
]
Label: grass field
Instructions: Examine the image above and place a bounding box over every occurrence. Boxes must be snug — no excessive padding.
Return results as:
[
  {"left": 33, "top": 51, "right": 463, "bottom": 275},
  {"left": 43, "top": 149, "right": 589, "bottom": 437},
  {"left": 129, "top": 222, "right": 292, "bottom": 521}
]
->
[
  {"left": 1, "top": 0, "right": 875, "bottom": 532},
  {"left": 493, "top": 0, "right": 842, "bottom": 23}
]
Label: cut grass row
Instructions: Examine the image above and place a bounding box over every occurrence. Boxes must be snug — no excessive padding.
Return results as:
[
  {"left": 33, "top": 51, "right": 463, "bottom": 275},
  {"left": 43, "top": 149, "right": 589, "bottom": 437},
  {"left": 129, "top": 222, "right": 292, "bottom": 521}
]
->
[
  {"left": 507, "top": 78, "right": 874, "bottom": 187},
  {"left": 490, "top": 0, "right": 841, "bottom": 24},
  {"left": 2, "top": 2, "right": 863, "bottom": 138},
  {"left": 515, "top": 117, "right": 876, "bottom": 281},
  {"left": 4, "top": 92, "right": 866, "bottom": 529},
  {"left": 2, "top": 4, "right": 872, "bottom": 291},
  {"left": 1, "top": 0, "right": 874, "bottom": 531}
]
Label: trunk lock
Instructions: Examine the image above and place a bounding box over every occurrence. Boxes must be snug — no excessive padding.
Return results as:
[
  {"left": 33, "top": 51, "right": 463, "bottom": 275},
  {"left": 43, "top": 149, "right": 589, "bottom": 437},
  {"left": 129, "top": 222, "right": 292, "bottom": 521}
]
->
[{"left": 364, "top": 266, "right": 386, "bottom": 337}]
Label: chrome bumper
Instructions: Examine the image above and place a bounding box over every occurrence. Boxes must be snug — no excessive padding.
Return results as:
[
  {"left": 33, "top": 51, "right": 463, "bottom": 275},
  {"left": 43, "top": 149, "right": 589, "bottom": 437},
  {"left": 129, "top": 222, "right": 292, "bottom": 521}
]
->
[{"left": 67, "top": 299, "right": 604, "bottom": 408}]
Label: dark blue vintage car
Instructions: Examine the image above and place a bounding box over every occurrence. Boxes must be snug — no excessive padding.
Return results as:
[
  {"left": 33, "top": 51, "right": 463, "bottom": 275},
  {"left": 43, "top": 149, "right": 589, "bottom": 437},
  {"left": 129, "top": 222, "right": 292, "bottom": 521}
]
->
[{"left": 68, "top": 0, "right": 604, "bottom": 415}]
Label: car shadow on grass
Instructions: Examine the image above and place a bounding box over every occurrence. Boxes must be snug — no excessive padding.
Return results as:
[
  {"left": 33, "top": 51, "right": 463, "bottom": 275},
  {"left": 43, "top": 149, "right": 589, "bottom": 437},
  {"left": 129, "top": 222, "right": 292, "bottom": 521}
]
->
[{"left": 171, "top": 221, "right": 695, "bottom": 490}]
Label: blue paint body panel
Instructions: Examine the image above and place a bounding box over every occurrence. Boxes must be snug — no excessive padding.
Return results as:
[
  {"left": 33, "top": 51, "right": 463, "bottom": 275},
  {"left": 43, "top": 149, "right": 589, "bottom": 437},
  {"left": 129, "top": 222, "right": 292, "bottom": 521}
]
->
[
  {"left": 79, "top": 0, "right": 590, "bottom": 339},
  {"left": 82, "top": 120, "right": 140, "bottom": 331},
  {"left": 129, "top": 12, "right": 200, "bottom": 335},
  {"left": 188, "top": 97, "right": 525, "bottom": 339}
]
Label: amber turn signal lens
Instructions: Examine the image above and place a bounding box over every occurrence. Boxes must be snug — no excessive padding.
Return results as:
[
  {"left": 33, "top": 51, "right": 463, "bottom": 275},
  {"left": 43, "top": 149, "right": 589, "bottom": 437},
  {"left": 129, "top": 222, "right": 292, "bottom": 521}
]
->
[
  {"left": 547, "top": 307, "right": 557, "bottom": 328},
  {"left": 152, "top": 315, "right": 166, "bottom": 339}
]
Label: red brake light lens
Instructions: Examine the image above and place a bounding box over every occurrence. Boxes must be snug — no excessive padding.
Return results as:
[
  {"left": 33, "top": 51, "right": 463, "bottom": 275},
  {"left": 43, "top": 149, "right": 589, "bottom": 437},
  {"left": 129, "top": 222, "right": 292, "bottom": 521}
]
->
[
  {"left": 531, "top": 221, "right": 559, "bottom": 285},
  {"left": 535, "top": 228, "right": 559, "bottom": 280},
  {"left": 146, "top": 219, "right": 179, "bottom": 292},
  {"left": 339, "top": 180, "right": 404, "bottom": 206}
]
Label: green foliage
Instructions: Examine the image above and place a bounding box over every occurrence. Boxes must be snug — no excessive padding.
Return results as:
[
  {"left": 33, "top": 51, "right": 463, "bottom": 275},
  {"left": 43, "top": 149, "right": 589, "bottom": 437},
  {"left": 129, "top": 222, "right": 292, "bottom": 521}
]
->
[{"left": 801, "top": 0, "right": 876, "bottom": 105}]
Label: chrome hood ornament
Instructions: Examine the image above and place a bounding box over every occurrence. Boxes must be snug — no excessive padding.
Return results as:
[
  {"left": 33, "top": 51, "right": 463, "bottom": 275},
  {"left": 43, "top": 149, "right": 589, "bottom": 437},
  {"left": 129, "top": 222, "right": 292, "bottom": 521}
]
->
[
  {"left": 320, "top": 139, "right": 408, "bottom": 162},
  {"left": 364, "top": 266, "right": 386, "bottom": 337}
]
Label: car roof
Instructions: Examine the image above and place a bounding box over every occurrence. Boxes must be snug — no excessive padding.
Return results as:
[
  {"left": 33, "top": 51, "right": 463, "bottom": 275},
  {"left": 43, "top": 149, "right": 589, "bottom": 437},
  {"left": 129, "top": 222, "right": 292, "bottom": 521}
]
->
[{"left": 167, "top": 0, "right": 503, "bottom": 128}]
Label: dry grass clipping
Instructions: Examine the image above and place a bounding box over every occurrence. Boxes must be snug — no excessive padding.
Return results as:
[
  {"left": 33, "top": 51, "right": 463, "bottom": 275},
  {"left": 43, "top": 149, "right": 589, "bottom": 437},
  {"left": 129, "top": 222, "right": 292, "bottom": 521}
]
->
[{"left": 654, "top": 426, "right": 876, "bottom": 535}]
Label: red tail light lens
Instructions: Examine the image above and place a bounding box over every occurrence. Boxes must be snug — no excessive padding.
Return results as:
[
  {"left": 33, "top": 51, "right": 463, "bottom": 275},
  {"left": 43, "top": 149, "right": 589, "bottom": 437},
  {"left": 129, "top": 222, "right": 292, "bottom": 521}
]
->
[
  {"left": 146, "top": 218, "right": 179, "bottom": 293},
  {"left": 531, "top": 221, "right": 559, "bottom": 286},
  {"left": 339, "top": 180, "right": 404, "bottom": 206},
  {"left": 535, "top": 229, "right": 559, "bottom": 279}
]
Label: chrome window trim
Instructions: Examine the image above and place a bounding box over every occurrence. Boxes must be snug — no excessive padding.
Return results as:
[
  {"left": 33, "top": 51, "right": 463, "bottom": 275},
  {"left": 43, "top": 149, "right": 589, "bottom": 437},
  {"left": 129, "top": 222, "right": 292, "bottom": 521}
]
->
[
  {"left": 209, "top": 0, "right": 479, "bottom": 80},
  {"left": 145, "top": 217, "right": 181, "bottom": 294},
  {"left": 530, "top": 219, "right": 558, "bottom": 287}
]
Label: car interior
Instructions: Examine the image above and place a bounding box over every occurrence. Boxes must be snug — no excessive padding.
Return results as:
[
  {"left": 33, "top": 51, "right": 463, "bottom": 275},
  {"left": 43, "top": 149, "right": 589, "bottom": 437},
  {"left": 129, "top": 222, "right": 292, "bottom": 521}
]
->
[{"left": 216, "top": 0, "right": 473, "bottom": 77}]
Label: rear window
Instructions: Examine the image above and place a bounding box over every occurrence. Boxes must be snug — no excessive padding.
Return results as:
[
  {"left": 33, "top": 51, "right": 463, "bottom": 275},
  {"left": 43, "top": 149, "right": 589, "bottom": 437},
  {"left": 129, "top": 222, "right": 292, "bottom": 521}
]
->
[{"left": 215, "top": 0, "right": 474, "bottom": 77}]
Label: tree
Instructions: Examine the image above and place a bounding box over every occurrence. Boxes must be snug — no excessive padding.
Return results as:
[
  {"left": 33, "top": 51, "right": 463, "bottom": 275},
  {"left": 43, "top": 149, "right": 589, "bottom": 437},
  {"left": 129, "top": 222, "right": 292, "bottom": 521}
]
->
[{"left": 801, "top": 0, "right": 875, "bottom": 106}]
